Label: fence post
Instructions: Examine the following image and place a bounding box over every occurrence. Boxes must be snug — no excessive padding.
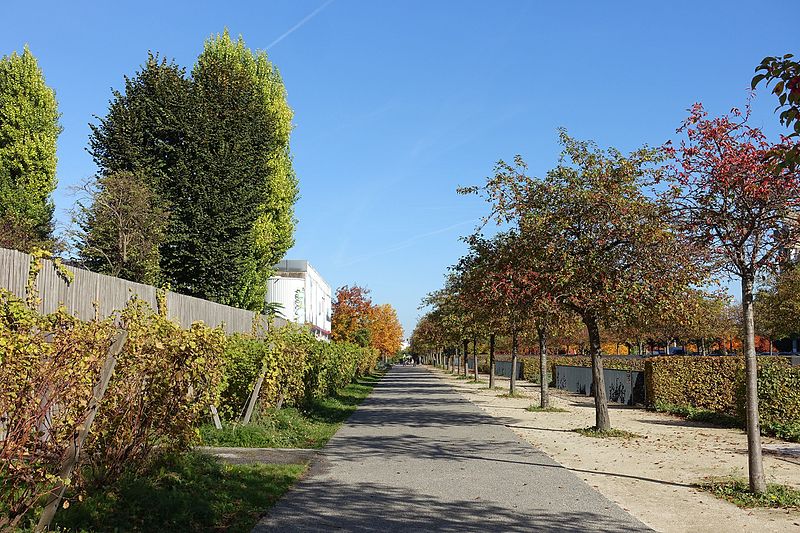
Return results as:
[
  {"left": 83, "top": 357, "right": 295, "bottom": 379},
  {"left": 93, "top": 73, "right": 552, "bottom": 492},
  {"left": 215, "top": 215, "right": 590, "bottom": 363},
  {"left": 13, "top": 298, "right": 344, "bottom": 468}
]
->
[{"left": 35, "top": 330, "right": 127, "bottom": 533}]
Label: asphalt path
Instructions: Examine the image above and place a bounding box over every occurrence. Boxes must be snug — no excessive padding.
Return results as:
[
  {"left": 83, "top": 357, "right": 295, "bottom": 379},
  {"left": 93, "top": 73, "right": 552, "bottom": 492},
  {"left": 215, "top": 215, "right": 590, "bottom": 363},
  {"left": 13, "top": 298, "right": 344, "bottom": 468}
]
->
[{"left": 253, "top": 366, "right": 651, "bottom": 532}]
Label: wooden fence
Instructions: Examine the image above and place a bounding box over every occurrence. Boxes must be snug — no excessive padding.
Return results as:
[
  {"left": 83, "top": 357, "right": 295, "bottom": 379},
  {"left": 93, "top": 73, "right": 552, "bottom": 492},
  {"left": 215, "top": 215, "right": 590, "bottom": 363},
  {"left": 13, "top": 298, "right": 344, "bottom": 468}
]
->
[{"left": 0, "top": 247, "right": 284, "bottom": 334}]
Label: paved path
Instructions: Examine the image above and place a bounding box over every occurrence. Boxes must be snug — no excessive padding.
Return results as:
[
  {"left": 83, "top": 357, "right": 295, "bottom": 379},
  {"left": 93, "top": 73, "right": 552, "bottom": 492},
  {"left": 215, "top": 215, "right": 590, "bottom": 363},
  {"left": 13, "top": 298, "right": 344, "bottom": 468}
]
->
[{"left": 253, "top": 366, "right": 651, "bottom": 532}]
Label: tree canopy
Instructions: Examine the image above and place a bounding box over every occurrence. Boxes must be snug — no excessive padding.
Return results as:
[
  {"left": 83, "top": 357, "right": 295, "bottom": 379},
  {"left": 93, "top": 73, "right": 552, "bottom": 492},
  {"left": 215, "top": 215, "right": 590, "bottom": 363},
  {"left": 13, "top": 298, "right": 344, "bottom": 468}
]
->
[
  {"left": 0, "top": 46, "right": 60, "bottom": 251},
  {"left": 81, "top": 32, "right": 298, "bottom": 310}
]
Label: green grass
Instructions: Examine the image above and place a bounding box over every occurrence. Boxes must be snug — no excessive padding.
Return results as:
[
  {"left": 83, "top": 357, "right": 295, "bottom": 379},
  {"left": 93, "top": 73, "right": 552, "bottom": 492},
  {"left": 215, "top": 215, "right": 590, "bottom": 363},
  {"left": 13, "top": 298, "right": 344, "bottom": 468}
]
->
[
  {"left": 497, "top": 391, "right": 528, "bottom": 399},
  {"left": 653, "top": 402, "right": 740, "bottom": 428},
  {"left": 526, "top": 405, "right": 568, "bottom": 413},
  {"left": 52, "top": 452, "right": 305, "bottom": 533},
  {"left": 573, "top": 426, "right": 641, "bottom": 439},
  {"left": 763, "top": 422, "right": 800, "bottom": 443},
  {"left": 654, "top": 402, "right": 800, "bottom": 443},
  {"left": 698, "top": 477, "right": 800, "bottom": 509},
  {"left": 200, "top": 374, "right": 382, "bottom": 449}
]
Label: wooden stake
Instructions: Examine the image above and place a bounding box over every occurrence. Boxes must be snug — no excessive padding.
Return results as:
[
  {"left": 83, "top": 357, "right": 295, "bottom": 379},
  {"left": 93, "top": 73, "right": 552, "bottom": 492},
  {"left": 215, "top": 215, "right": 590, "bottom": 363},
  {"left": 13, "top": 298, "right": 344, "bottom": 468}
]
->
[
  {"left": 36, "top": 330, "right": 127, "bottom": 533},
  {"left": 210, "top": 405, "right": 222, "bottom": 430}
]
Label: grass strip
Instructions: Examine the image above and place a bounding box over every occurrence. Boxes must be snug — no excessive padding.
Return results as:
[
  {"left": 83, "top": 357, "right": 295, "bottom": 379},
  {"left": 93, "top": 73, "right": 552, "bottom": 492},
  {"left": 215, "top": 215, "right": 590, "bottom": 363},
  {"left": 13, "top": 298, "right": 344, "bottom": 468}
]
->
[
  {"left": 573, "top": 426, "right": 641, "bottom": 439},
  {"left": 698, "top": 477, "right": 800, "bottom": 509},
  {"left": 200, "top": 373, "right": 382, "bottom": 449},
  {"left": 526, "top": 405, "right": 568, "bottom": 413},
  {"left": 497, "top": 391, "right": 528, "bottom": 399},
  {"left": 52, "top": 452, "right": 305, "bottom": 533}
]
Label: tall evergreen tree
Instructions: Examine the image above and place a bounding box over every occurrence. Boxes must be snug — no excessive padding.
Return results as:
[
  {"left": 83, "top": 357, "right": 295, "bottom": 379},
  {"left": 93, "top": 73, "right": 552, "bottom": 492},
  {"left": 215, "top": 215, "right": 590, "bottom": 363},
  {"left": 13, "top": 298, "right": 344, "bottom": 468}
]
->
[
  {"left": 0, "top": 46, "right": 61, "bottom": 250},
  {"left": 167, "top": 31, "right": 296, "bottom": 308},
  {"left": 84, "top": 33, "right": 297, "bottom": 309},
  {"left": 89, "top": 54, "right": 190, "bottom": 195},
  {"left": 84, "top": 55, "right": 188, "bottom": 283}
]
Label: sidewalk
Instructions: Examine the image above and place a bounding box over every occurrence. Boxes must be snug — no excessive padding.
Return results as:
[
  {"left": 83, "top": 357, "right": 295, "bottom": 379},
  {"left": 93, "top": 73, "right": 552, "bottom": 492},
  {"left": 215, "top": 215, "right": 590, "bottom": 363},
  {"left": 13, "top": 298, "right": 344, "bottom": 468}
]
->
[
  {"left": 440, "top": 368, "right": 800, "bottom": 532},
  {"left": 253, "top": 366, "right": 649, "bottom": 532}
]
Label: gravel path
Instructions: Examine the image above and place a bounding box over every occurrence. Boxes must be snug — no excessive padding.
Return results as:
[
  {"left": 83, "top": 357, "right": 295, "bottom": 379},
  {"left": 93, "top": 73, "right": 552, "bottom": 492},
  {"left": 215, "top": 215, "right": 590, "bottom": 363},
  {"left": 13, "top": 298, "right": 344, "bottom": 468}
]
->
[{"left": 253, "top": 366, "right": 650, "bottom": 532}]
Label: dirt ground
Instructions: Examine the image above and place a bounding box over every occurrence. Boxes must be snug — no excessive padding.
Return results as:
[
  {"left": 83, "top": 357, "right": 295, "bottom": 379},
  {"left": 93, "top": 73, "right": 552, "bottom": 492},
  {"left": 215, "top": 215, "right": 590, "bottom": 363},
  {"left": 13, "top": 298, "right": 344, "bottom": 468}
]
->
[{"left": 430, "top": 367, "right": 800, "bottom": 533}]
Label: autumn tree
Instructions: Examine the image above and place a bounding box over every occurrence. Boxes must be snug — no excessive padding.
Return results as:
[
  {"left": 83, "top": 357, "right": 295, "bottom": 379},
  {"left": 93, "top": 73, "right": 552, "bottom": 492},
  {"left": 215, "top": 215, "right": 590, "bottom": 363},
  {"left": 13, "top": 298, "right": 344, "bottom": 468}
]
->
[
  {"left": 755, "top": 265, "right": 800, "bottom": 347},
  {"left": 421, "top": 276, "right": 472, "bottom": 374},
  {"left": 369, "top": 303, "right": 404, "bottom": 358},
  {"left": 0, "top": 46, "right": 60, "bottom": 251},
  {"left": 455, "top": 230, "right": 555, "bottom": 396},
  {"left": 668, "top": 102, "right": 800, "bottom": 493},
  {"left": 331, "top": 285, "right": 374, "bottom": 347},
  {"left": 466, "top": 133, "right": 698, "bottom": 430}
]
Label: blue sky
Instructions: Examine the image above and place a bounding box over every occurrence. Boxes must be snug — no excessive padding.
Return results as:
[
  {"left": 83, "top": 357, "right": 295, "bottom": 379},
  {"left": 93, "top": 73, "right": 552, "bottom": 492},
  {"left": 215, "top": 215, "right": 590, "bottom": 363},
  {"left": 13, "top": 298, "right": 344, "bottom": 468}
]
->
[{"left": 1, "top": 0, "right": 796, "bottom": 337}]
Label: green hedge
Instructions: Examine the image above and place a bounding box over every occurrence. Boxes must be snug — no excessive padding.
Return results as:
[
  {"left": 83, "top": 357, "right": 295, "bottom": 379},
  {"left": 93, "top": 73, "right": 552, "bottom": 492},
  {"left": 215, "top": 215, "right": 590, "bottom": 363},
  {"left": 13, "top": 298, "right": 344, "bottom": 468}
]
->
[
  {"left": 218, "top": 324, "right": 379, "bottom": 420},
  {"left": 645, "top": 356, "right": 745, "bottom": 415},
  {"left": 646, "top": 356, "right": 800, "bottom": 442},
  {"left": 741, "top": 360, "right": 800, "bottom": 441}
]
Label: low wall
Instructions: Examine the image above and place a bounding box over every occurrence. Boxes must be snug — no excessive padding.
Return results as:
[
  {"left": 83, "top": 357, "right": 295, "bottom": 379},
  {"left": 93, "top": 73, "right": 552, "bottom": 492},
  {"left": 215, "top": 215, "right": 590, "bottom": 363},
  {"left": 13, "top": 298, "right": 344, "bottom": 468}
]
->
[{"left": 555, "top": 365, "right": 645, "bottom": 406}]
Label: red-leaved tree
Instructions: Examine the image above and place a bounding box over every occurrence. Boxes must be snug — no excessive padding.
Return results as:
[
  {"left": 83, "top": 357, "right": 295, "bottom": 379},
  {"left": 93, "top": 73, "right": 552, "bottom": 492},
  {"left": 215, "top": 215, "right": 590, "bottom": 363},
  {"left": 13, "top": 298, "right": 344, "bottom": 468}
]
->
[{"left": 668, "top": 102, "right": 800, "bottom": 493}]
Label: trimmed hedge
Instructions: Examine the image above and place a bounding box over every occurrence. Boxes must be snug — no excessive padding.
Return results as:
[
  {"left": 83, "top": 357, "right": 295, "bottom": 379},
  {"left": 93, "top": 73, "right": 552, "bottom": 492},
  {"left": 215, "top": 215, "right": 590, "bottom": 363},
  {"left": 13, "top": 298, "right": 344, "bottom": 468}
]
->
[
  {"left": 741, "top": 360, "right": 800, "bottom": 441},
  {"left": 645, "top": 356, "right": 746, "bottom": 415},
  {"left": 646, "top": 356, "right": 800, "bottom": 442}
]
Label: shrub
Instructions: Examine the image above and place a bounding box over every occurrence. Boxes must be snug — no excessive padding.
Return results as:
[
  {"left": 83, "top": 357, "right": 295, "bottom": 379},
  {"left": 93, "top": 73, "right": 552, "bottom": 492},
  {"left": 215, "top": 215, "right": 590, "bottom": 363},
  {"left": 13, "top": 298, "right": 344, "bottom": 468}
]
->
[
  {"left": 219, "top": 325, "right": 376, "bottom": 420},
  {"left": 739, "top": 359, "right": 800, "bottom": 441},
  {"left": 356, "top": 346, "right": 380, "bottom": 377},
  {"left": 261, "top": 324, "right": 314, "bottom": 408},
  {"left": 219, "top": 335, "right": 269, "bottom": 419},
  {"left": 647, "top": 356, "right": 800, "bottom": 441},
  {"left": 82, "top": 297, "right": 226, "bottom": 486},
  {"left": 0, "top": 291, "right": 114, "bottom": 530},
  {"left": 305, "top": 341, "right": 362, "bottom": 400},
  {"left": 645, "top": 356, "right": 745, "bottom": 415}
]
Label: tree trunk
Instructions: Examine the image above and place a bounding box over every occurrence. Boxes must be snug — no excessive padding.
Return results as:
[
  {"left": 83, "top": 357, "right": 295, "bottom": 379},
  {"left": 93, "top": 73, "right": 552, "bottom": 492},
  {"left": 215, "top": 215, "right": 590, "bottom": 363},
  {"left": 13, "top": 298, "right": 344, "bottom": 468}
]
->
[
  {"left": 510, "top": 329, "right": 518, "bottom": 394},
  {"left": 742, "top": 275, "right": 766, "bottom": 494},
  {"left": 472, "top": 338, "right": 478, "bottom": 382},
  {"left": 538, "top": 325, "right": 549, "bottom": 409},
  {"left": 489, "top": 333, "right": 496, "bottom": 389},
  {"left": 462, "top": 339, "right": 469, "bottom": 377},
  {"left": 585, "top": 313, "right": 610, "bottom": 431}
]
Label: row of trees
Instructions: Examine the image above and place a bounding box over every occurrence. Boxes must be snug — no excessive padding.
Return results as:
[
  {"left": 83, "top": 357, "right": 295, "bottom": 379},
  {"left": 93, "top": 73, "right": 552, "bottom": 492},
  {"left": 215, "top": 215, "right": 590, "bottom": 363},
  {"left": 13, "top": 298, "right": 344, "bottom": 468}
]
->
[
  {"left": 331, "top": 284, "right": 404, "bottom": 359},
  {"left": 0, "top": 32, "right": 298, "bottom": 312},
  {"left": 413, "top": 54, "right": 800, "bottom": 494}
]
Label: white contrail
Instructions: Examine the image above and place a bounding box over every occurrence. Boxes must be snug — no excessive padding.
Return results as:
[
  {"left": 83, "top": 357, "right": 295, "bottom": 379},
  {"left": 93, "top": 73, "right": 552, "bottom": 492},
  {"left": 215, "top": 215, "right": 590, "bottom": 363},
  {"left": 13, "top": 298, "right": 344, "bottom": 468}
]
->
[
  {"left": 340, "top": 219, "right": 477, "bottom": 267},
  {"left": 267, "top": 0, "right": 336, "bottom": 50}
]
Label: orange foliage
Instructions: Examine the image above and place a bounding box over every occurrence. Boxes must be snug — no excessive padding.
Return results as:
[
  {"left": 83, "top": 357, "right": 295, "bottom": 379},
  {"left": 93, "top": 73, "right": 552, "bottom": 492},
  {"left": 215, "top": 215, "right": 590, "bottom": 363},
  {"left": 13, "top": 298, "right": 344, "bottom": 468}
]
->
[
  {"left": 331, "top": 285, "right": 373, "bottom": 344},
  {"left": 368, "top": 303, "right": 404, "bottom": 357}
]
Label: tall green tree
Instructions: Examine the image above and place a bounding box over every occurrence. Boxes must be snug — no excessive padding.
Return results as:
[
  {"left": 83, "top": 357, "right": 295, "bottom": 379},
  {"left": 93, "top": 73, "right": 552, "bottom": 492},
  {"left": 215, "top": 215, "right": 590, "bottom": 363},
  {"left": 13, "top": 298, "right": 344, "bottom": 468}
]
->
[
  {"left": 84, "top": 32, "right": 297, "bottom": 309},
  {"left": 0, "top": 46, "right": 60, "bottom": 250},
  {"left": 85, "top": 54, "right": 190, "bottom": 283},
  {"left": 168, "top": 31, "right": 296, "bottom": 308}
]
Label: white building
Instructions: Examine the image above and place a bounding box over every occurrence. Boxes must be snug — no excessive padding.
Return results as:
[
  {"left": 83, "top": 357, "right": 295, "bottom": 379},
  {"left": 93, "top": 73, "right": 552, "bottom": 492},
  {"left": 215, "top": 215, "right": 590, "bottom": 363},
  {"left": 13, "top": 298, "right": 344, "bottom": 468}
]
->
[{"left": 266, "top": 260, "right": 332, "bottom": 340}]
